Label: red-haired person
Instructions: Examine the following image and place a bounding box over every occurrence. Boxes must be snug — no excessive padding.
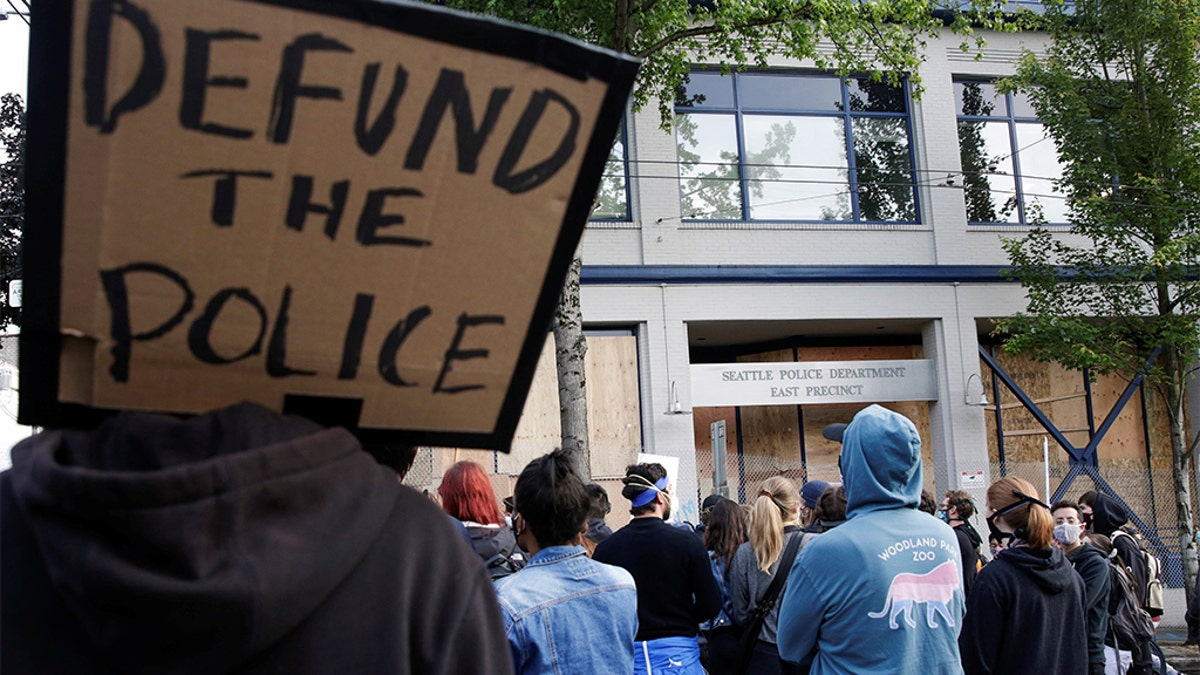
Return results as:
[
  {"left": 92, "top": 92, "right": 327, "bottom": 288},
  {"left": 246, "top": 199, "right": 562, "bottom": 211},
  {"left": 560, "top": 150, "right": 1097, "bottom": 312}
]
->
[
  {"left": 439, "top": 461, "right": 526, "bottom": 578},
  {"left": 959, "top": 477, "right": 1088, "bottom": 675}
]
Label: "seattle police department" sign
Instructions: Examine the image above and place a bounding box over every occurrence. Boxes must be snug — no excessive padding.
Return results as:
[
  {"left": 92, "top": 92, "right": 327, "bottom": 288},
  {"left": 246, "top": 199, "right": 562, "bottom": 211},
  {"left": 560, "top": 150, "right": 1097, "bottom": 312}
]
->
[{"left": 690, "top": 360, "right": 936, "bottom": 407}]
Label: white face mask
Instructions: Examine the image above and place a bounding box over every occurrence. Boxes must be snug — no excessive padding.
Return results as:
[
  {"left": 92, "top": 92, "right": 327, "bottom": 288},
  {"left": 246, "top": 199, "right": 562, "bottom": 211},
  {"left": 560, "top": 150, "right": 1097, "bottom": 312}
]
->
[{"left": 1053, "top": 522, "right": 1082, "bottom": 546}]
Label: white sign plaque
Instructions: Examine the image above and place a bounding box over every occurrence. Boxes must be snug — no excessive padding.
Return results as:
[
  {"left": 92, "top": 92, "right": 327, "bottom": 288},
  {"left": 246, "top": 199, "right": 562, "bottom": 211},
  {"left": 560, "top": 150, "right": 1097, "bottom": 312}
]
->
[{"left": 690, "top": 359, "right": 936, "bottom": 407}]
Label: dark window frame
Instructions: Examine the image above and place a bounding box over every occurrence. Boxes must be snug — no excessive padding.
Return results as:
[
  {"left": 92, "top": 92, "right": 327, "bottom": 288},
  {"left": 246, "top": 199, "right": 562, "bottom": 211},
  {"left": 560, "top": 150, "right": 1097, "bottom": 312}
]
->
[
  {"left": 674, "top": 70, "right": 921, "bottom": 224},
  {"left": 954, "top": 77, "right": 1069, "bottom": 226}
]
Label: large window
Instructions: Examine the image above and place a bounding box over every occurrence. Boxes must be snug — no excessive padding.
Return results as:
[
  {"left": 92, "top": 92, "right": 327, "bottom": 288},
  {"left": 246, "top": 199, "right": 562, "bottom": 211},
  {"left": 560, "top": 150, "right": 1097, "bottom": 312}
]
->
[
  {"left": 592, "top": 123, "right": 630, "bottom": 221},
  {"left": 955, "top": 79, "right": 1068, "bottom": 225},
  {"left": 675, "top": 71, "right": 918, "bottom": 223}
]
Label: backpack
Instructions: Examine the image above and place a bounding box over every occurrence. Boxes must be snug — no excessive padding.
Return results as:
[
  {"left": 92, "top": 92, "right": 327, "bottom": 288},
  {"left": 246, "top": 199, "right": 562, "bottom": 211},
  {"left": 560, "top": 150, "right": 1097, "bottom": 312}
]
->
[
  {"left": 467, "top": 524, "right": 526, "bottom": 579},
  {"left": 1113, "top": 530, "right": 1165, "bottom": 617},
  {"left": 1105, "top": 552, "right": 1155, "bottom": 651}
]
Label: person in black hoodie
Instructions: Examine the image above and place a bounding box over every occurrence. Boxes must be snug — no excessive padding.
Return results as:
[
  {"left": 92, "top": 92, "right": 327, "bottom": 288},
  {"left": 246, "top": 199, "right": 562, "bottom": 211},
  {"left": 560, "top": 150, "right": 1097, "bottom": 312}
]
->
[
  {"left": 584, "top": 482, "right": 615, "bottom": 544},
  {"left": 0, "top": 403, "right": 513, "bottom": 675},
  {"left": 1080, "top": 490, "right": 1154, "bottom": 675},
  {"left": 959, "top": 476, "right": 1088, "bottom": 675},
  {"left": 1052, "top": 500, "right": 1111, "bottom": 675},
  {"left": 940, "top": 489, "right": 982, "bottom": 596}
]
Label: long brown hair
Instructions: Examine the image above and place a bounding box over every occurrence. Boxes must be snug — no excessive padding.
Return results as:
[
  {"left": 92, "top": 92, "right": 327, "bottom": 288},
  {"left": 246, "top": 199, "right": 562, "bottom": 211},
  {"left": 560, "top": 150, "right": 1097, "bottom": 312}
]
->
[
  {"left": 988, "top": 476, "right": 1053, "bottom": 549},
  {"left": 704, "top": 498, "right": 747, "bottom": 568}
]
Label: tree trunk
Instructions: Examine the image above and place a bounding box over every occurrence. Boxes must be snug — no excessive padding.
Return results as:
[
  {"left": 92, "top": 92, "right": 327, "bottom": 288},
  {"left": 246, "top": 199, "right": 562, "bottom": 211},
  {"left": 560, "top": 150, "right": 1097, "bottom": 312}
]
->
[
  {"left": 553, "top": 247, "right": 589, "bottom": 479},
  {"left": 1165, "top": 346, "right": 1198, "bottom": 596}
]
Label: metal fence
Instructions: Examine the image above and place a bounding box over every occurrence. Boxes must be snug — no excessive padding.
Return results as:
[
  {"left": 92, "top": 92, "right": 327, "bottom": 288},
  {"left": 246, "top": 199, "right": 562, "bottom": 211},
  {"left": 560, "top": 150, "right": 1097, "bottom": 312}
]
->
[{"left": 692, "top": 445, "right": 1192, "bottom": 587}]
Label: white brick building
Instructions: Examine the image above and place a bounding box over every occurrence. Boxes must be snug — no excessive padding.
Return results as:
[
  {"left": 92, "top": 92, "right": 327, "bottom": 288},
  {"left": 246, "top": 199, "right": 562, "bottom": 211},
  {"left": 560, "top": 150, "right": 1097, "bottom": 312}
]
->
[{"left": 569, "top": 24, "right": 1197, "bottom": 529}]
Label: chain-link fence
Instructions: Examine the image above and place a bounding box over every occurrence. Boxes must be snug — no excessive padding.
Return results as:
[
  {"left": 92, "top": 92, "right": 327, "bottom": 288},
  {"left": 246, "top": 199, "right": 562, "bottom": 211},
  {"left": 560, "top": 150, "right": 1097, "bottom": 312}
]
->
[
  {"left": 990, "top": 460, "right": 1193, "bottom": 588},
  {"left": 694, "top": 447, "right": 1191, "bottom": 587},
  {"left": 401, "top": 447, "right": 640, "bottom": 531}
]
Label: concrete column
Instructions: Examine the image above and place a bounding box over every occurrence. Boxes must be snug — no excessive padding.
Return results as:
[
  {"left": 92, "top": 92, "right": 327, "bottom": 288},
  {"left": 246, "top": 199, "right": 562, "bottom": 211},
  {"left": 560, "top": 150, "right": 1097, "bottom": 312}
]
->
[
  {"left": 640, "top": 284, "right": 701, "bottom": 524},
  {"left": 923, "top": 292, "right": 992, "bottom": 530}
]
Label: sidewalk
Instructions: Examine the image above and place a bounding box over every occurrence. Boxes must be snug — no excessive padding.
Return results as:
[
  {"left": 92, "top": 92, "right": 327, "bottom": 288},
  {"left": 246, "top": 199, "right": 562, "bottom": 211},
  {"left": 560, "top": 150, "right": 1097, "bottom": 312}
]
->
[{"left": 1159, "top": 588, "right": 1199, "bottom": 674}]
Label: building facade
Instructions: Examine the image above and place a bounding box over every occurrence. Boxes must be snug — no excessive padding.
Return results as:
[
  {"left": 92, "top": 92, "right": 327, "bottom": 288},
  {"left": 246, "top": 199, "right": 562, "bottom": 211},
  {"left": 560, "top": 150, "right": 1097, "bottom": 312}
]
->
[{"left": 415, "top": 24, "right": 1197, "bottom": 564}]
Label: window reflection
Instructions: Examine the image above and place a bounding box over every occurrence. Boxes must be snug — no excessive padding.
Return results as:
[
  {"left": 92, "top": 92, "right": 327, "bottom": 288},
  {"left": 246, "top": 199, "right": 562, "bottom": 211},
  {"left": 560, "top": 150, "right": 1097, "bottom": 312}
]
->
[
  {"left": 593, "top": 129, "right": 629, "bottom": 220},
  {"left": 955, "top": 78, "right": 1068, "bottom": 225},
  {"left": 744, "top": 116, "right": 847, "bottom": 220},
  {"left": 853, "top": 118, "right": 915, "bottom": 221},
  {"left": 1015, "top": 123, "right": 1069, "bottom": 223},
  {"left": 678, "top": 114, "right": 742, "bottom": 220},
  {"left": 675, "top": 71, "right": 917, "bottom": 223}
]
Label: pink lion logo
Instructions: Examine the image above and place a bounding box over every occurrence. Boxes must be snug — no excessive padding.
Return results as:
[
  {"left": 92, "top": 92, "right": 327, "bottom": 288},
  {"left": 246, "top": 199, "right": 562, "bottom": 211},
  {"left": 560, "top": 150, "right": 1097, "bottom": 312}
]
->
[{"left": 867, "top": 560, "right": 960, "bottom": 629}]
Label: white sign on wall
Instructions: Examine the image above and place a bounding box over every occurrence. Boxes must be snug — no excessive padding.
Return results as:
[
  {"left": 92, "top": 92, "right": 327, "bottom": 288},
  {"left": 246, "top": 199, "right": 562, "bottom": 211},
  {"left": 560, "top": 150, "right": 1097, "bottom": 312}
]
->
[{"left": 690, "top": 359, "right": 936, "bottom": 407}]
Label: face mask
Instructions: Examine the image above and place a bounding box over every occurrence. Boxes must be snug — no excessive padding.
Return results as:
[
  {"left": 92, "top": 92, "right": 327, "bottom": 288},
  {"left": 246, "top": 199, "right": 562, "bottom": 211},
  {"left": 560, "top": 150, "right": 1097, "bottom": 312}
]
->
[
  {"left": 1053, "top": 523, "right": 1082, "bottom": 546},
  {"left": 986, "top": 513, "right": 1007, "bottom": 541},
  {"left": 937, "top": 509, "right": 949, "bottom": 523}
]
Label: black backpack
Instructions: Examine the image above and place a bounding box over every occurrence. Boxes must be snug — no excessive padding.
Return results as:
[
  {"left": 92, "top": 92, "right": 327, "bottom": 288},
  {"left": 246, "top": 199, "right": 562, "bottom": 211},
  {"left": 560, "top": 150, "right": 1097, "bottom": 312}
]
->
[
  {"left": 1105, "top": 552, "right": 1155, "bottom": 651},
  {"left": 467, "top": 524, "right": 526, "bottom": 579}
]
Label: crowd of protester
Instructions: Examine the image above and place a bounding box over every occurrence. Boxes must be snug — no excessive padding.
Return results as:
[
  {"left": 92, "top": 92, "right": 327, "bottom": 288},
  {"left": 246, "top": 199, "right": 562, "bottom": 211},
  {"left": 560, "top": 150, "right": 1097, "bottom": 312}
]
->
[{"left": 0, "top": 402, "right": 1176, "bottom": 674}]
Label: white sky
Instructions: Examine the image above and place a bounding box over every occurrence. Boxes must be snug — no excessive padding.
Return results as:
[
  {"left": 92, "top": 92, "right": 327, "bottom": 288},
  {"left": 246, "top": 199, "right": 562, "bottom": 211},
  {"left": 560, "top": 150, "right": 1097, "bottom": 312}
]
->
[
  {"left": 1, "top": 16, "right": 30, "bottom": 100},
  {"left": 0, "top": 16, "right": 32, "bottom": 464}
]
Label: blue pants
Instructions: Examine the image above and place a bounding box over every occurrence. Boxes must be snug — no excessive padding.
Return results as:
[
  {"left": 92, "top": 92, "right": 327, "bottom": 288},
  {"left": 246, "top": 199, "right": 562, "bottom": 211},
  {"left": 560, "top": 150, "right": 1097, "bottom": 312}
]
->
[{"left": 634, "top": 636, "right": 703, "bottom": 675}]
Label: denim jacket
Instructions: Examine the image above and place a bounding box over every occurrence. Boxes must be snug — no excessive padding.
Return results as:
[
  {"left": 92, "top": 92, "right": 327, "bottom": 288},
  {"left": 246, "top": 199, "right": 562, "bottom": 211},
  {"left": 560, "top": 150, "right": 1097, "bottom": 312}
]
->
[
  {"left": 494, "top": 545, "right": 638, "bottom": 675},
  {"left": 699, "top": 554, "right": 734, "bottom": 632}
]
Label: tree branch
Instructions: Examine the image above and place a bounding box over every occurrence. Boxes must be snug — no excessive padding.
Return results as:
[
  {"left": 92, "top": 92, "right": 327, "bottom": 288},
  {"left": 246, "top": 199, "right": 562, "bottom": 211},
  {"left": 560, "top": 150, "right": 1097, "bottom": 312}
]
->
[{"left": 633, "top": 8, "right": 812, "bottom": 58}]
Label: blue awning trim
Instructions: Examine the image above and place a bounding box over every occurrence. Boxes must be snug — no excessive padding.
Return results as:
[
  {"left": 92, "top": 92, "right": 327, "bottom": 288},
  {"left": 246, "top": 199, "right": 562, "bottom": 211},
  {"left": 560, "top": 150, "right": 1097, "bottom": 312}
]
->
[{"left": 580, "top": 265, "right": 1015, "bottom": 285}]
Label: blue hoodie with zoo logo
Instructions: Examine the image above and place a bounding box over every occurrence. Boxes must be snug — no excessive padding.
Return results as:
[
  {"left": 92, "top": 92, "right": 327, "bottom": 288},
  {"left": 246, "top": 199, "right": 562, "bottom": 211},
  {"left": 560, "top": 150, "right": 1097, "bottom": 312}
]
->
[{"left": 776, "top": 405, "right": 966, "bottom": 675}]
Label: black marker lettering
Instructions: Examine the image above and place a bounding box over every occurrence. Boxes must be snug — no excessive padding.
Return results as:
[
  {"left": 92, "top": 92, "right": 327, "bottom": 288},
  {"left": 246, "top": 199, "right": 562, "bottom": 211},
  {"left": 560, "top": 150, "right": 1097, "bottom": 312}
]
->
[
  {"left": 182, "top": 169, "right": 273, "bottom": 227},
  {"left": 338, "top": 293, "right": 374, "bottom": 379},
  {"left": 187, "top": 287, "right": 267, "bottom": 364},
  {"left": 356, "top": 187, "right": 430, "bottom": 247},
  {"left": 267, "top": 33, "right": 352, "bottom": 144},
  {"left": 180, "top": 29, "right": 260, "bottom": 139},
  {"left": 100, "top": 262, "right": 195, "bottom": 383},
  {"left": 377, "top": 305, "right": 432, "bottom": 387},
  {"left": 404, "top": 69, "right": 511, "bottom": 173},
  {"left": 355, "top": 63, "right": 408, "bottom": 156},
  {"left": 287, "top": 175, "right": 350, "bottom": 240},
  {"left": 84, "top": 0, "right": 166, "bottom": 134},
  {"left": 267, "top": 285, "right": 316, "bottom": 377},
  {"left": 433, "top": 313, "right": 504, "bottom": 394},
  {"left": 493, "top": 88, "right": 579, "bottom": 194}
]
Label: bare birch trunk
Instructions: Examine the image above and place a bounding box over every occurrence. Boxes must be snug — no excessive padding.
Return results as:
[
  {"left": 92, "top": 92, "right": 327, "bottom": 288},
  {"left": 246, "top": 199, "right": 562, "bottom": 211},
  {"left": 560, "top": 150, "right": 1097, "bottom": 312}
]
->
[
  {"left": 553, "top": 248, "right": 589, "bottom": 479},
  {"left": 1165, "top": 347, "right": 1198, "bottom": 595}
]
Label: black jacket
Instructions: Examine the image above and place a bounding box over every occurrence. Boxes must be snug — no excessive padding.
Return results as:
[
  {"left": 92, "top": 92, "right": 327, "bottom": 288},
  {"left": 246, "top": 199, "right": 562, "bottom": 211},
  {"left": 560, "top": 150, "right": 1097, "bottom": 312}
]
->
[
  {"left": 959, "top": 546, "right": 1089, "bottom": 675},
  {"left": 593, "top": 516, "right": 722, "bottom": 641},
  {"left": 1089, "top": 492, "right": 1148, "bottom": 599},
  {"left": 953, "top": 522, "right": 980, "bottom": 596},
  {"left": 1065, "top": 543, "right": 1112, "bottom": 666},
  {"left": 1, "top": 403, "right": 513, "bottom": 675}
]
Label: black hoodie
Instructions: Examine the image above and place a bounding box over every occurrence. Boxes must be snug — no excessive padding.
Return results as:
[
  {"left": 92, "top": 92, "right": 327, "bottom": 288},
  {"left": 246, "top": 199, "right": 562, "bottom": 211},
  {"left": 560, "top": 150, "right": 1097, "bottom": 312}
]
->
[
  {"left": 1, "top": 403, "right": 513, "bottom": 675},
  {"left": 959, "top": 545, "right": 1088, "bottom": 675},
  {"left": 1087, "top": 492, "right": 1148, "bottom": 600}
]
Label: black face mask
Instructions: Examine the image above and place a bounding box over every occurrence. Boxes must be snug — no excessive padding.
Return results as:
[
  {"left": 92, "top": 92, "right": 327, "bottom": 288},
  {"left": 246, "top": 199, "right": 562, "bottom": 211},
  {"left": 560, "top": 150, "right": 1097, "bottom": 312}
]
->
[
  {"left": 986, "top": 513, "right": 1010, "bottom": 544},
  {"left": 989, "top": 489, "right": 1050, "bottom": 545}
]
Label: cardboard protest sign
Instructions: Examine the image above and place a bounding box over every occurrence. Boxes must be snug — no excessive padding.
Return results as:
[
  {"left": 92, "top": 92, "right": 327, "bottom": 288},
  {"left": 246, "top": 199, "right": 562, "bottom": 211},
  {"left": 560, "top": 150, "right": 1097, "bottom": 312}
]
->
[{"left": 20, "top": 0, "right": 638, "bottom": 450}]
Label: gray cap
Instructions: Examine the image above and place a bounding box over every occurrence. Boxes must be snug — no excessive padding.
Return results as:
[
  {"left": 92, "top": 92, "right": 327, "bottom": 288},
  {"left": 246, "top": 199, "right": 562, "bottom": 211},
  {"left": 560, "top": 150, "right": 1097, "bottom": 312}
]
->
[{"left": 821, "top": 423, "right": 847, "bottom": 443}]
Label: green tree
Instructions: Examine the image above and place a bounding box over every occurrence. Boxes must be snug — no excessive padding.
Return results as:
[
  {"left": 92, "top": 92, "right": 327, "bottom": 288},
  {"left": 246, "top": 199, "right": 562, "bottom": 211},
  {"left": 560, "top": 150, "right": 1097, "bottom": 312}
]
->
[
  {"left": 0, "top": 93, "right": 23, "bottom": 330},
  {"left": 998, "top": 0, "right": 1200, "bottom": 592},
  {"left": 439, "top": 0, "right": 1013, "bottom": 471}
]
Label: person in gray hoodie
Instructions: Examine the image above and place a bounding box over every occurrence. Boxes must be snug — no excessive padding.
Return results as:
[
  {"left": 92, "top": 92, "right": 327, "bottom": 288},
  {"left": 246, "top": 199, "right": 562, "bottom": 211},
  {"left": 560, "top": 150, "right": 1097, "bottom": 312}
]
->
[{"left": 1, "top": 403, "right": 513, "bottom": 674}]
